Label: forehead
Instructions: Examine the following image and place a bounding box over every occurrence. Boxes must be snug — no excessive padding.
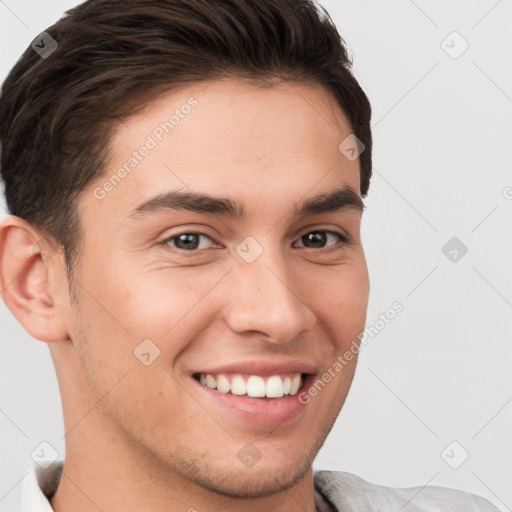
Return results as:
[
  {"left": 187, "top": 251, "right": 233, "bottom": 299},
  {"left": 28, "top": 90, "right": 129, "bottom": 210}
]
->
[{"left": 84, "top": 78, "right": 361, "bottom": 224}]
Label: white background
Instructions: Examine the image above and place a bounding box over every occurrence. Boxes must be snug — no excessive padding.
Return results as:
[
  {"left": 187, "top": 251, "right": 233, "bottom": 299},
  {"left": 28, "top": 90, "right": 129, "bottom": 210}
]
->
[{"left": 1, "top": 1, "right": 511, "bottom": 511}]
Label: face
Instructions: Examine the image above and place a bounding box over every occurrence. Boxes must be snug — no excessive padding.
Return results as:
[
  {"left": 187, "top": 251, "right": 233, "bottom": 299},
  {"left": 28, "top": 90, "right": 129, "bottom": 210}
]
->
[{"left": 55, "top": 78, "right": 369, "bottom": 497}]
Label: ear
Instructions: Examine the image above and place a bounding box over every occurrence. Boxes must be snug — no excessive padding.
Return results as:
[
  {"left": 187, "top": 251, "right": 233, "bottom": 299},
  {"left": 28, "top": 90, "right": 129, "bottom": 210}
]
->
[{"left": 0, "top": 215, "right": 69, "bottom": 342}]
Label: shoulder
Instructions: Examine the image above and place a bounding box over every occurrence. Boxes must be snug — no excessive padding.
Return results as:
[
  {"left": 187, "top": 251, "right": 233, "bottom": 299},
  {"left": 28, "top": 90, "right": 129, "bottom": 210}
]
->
[{"left": 313, "top": 470, "right": 501, "bottom": 512}]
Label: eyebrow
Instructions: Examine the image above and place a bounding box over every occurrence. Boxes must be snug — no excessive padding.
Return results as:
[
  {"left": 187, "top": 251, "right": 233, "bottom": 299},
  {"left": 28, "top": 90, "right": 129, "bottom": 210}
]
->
[{"left": 128, "top": 185, "right": 365, "bottom": 220}]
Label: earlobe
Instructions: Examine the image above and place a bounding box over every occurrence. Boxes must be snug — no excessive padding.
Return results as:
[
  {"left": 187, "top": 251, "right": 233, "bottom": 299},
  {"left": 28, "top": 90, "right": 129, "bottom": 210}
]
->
[{"left": 0, "top": 215, "right": 69, "bottom": 343}]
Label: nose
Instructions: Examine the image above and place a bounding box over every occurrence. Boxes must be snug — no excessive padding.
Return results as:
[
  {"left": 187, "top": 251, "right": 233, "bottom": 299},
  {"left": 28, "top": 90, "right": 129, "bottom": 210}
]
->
[{"left": 222, "top": 245, "right": 317, "bottom": 344}]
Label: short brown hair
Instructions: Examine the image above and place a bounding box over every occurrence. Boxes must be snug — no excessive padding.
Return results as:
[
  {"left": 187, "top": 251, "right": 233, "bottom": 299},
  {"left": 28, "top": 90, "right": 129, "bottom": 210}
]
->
[{"left": 0, "top": 0, "right": 372, "bottom": 282}]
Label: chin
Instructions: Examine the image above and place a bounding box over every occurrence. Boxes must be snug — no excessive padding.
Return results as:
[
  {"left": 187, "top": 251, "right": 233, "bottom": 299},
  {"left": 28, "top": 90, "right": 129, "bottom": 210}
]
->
[
  {"left": 194, "top": 458, "right": 312, "bottom": 498},
  {"left": 174, "top": 434, "right": 324, "bottom": 499}
]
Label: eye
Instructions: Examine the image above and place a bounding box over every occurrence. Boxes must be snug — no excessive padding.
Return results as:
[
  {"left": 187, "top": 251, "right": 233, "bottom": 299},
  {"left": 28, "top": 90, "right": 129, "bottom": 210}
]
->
[
  {"left": 164, "top": 232, "right": 215, "bottom": 251},
  {"left": 294, "top": 230, "right": 348, "bottom": 250},
  {"left": 162, "top": 229, "right": 349, "bottom": 254}
]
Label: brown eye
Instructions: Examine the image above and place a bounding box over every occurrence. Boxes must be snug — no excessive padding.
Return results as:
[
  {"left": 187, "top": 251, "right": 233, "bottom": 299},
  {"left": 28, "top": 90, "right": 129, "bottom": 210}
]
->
[
  {"left": 294, "top": 230, "right": 347, "bottom": 249},
  {"left": 164, "top": 232, "right": 214, "bottom": 251}
]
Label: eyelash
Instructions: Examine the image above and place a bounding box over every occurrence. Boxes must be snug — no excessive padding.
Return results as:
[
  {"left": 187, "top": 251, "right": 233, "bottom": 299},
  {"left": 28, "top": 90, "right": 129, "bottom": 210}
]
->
[{"left": 161, "top": 229, "right": 350, "bottom": 254}]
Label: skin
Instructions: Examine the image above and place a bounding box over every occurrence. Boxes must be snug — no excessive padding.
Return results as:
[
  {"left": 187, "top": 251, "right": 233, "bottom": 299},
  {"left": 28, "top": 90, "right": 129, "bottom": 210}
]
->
[{"left": 0, "top": 78, "right": 369, "bottom": 512}]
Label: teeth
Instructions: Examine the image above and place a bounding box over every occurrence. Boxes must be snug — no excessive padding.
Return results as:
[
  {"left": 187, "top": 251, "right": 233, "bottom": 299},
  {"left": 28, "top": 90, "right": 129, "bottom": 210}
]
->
[
  {"left": 216, "top": 374, "right": 231, "bottom": 394},
  {"left": 290, "top": 374, "right": 301, "bottom": 395},
  {"left": 266, "top": 375, "right": 284, "bottom": 398},
  {"left": 283, "top": 376, "right": 291, "bottom": 395},
  {"left": 205, "top": 374, "right": 216, "bottom": 389},
  {"left": 247, "top": 376, "right": 266, "bottom": 397},
  {"left": 197, "top": 372, "right": 304, "bottom": 398},
  {"left": 231, "top": 375, "right": 247, "bottom": 395}
]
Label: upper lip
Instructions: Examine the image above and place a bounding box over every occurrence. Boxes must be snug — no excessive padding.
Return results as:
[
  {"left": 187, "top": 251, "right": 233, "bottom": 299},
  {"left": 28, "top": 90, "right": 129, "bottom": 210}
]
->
[{"left": 191, "top": 360, "right": 317, "bottom": 377}]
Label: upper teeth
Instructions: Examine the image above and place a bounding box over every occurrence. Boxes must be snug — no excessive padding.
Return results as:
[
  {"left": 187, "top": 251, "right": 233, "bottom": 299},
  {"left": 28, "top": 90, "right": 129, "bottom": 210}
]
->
[{"left": 198, "top": 373, "right": 303, "bottom": 398}]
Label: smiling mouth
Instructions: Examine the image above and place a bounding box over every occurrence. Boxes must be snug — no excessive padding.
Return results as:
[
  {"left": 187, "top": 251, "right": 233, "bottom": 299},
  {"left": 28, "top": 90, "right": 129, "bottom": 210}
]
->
[{"left": 193, "top": 372, "right": 306, "bottom": 399}]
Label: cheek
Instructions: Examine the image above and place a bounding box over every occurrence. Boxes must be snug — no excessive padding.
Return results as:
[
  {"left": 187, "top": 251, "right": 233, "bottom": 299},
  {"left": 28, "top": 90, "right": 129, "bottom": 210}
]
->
[
  {"left": 79, "top": 254, "right": 222, "bottom": 337},
  {"left": 313, "top": 274, "right": 369, "bottom": 377},
  {"left": 309, "top": 258, "right": 369, "bottom": 331}
]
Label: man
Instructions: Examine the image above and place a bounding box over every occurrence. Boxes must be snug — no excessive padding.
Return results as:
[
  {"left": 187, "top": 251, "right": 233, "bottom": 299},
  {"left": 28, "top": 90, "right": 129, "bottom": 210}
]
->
[{"left": 0, "top": 1, "right": 500, "bottom": 511}]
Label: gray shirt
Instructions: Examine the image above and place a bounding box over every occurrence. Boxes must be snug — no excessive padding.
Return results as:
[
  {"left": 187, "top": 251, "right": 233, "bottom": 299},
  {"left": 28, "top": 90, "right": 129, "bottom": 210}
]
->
[{"left": 313, "top": 470, "right": 500, "bottom": 512}]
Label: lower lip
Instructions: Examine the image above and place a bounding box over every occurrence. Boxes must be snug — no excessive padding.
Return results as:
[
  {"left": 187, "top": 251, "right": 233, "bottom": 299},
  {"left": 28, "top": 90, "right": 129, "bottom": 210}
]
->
[{"left": 192, "top": 374, "right": 314, "bottom": 426}]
